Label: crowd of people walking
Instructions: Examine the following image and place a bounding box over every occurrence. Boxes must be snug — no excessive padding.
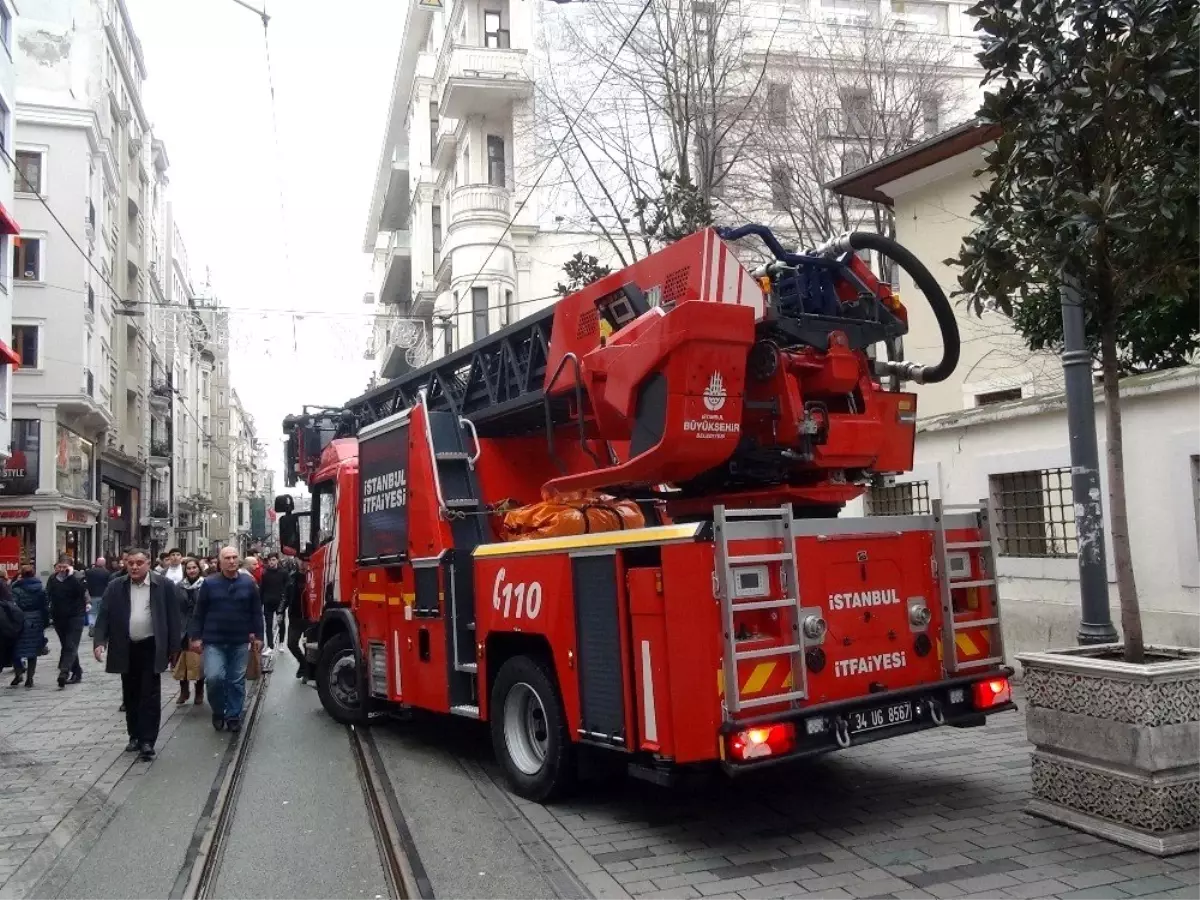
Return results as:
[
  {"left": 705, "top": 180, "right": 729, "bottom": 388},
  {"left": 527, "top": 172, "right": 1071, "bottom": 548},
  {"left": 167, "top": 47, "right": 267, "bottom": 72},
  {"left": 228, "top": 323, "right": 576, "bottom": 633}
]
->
[{"left": 0, "top": 544, "right": 308, "bottom": 763}]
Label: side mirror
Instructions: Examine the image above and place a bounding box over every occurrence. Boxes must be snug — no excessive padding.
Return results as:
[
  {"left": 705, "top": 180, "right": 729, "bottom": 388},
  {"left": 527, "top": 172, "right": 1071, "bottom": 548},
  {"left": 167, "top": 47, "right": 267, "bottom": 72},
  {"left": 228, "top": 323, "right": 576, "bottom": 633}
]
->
[
  {"left": 279, "top": 513, "right": 301, "bottom": 553},
  {"left": 301, "top": 542, "right": 316, "bottom": 561},
  {"left": 274, "top": 493, "right": 295, "bottom": 514}
]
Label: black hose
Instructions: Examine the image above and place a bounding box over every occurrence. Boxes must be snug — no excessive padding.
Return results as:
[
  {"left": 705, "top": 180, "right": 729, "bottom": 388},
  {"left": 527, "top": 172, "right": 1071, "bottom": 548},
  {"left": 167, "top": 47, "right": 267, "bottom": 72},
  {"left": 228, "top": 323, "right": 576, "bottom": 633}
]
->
[{"left": 831, "top": 231, "right": 961, "bottom": 385}]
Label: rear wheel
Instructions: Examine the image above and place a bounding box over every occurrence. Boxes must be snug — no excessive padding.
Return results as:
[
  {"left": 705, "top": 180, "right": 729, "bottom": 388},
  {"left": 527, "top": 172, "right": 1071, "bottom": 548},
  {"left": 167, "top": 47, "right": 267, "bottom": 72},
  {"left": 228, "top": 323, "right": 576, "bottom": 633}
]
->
[
  {"left": 490, "top": 655, "right": 574, "bottom": 802},
  {"left": 316, "top": 631, "right": 368, "bottom": 725}
]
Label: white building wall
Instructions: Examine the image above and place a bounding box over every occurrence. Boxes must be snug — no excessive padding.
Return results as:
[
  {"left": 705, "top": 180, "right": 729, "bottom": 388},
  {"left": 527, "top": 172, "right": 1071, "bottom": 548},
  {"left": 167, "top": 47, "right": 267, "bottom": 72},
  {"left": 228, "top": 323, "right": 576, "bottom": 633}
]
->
[
  {"left": 848, "top": 368, "right": 1200, "bottom": 660},
  {"left": 0, "top": 0, "right": 18, "bottom": 468}
]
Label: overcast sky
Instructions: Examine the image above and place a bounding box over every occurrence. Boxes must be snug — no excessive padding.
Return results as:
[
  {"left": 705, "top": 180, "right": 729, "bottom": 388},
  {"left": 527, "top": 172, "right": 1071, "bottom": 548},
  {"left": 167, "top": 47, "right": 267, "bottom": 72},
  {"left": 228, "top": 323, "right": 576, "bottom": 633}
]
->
[{"left": 125, "top": 0, "right": 403, "bottom": 491}]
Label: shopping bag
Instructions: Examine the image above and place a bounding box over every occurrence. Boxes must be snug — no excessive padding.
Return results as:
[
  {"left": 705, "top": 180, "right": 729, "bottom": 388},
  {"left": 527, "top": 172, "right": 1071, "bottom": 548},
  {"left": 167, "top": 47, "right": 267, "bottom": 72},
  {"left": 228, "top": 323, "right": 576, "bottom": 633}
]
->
[
  {"left": 172, "top": 653, "right": 188, "bottom": 680},
  {"left": 246, "top": 646, "right": 262, "bottom": 681}
]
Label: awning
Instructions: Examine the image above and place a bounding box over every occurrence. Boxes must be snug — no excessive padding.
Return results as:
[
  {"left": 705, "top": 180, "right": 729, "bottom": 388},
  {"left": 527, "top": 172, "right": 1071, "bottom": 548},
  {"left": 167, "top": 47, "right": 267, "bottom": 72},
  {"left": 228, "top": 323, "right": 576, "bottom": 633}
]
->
[
  {"left": 0, "top": 201, "right": 19, "bottom": 236},
  {"left": 0, "top": 340, "right": 19, "bottom": 369}
]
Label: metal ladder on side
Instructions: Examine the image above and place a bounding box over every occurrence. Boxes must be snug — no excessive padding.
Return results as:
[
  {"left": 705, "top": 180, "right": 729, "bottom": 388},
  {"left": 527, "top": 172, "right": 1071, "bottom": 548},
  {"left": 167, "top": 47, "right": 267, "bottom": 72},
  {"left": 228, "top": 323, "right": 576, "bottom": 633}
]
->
[
  {"left": 932, "top": 499, "right": 1007, "bottom": 673},
  {"left": 714, "top": 505, "right": 808, "bottom": 719}
]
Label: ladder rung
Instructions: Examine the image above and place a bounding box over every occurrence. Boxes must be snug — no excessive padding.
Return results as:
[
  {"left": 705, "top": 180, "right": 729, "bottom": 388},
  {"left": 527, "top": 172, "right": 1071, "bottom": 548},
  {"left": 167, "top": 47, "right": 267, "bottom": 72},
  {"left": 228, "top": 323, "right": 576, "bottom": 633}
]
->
[
  {"left": 953, "top": 617, "right": 1000, "bottom": 630},
  {"left": 950, "top": 578, "right": 995, "bottom": 589},
  {"left": 735, "top": 643, "right": 802, "bottom": 661},
  {"left": 445, "top": 498, "right": 480, "bottom": 508},
  {"left": 945, "top": 540, "right": 990, "bottom": 550},
  {"left": 721, "top": 507, "right": 790, "bottom": 518},
  {"left": 728, "top": 552, "right": 791, "bottom": 565},
  {"left": 435, "top": 451, "right": 470, "bottom": 461},
  {"left": 952, "top": 656, "right": 1005, "bottom": 669},
  {"left": 732, "top": 598, "right": 796, "bottom": 612},
  {"left": 736, "top": 690, "right": 806, "bottom": 709},
  {"left": 456, "top": 662, "right": 478, "bottom": 673},
  {"left": 449, "top": 704, "right": 480, "bottom": 719}
]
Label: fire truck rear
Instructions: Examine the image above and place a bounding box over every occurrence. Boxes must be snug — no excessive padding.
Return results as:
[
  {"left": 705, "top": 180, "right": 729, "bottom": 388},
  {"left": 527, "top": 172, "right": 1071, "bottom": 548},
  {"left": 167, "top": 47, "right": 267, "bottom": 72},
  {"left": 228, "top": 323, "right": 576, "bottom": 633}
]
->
[{"left": 278, "top": 224, "right": 1015, "bottom": 801}]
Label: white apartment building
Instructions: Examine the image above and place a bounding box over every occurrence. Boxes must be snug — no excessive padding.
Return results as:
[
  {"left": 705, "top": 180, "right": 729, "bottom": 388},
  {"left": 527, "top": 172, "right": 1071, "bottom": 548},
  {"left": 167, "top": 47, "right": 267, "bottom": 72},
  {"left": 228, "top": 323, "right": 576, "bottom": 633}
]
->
[
  {"left": 0, "top": 0, "right": 20, "bottom": 520},
  {"left": 363, "top": 0, "right": 608, "bottom": 378},
  {"left": 363, "top": 0, "right": 983, "bottom": 376}
]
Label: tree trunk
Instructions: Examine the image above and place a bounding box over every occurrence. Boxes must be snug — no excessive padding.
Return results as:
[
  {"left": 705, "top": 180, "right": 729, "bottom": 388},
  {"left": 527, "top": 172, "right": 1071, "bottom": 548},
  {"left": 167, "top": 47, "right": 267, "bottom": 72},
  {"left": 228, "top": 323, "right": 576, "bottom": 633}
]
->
[{"left": 1100, "top": 319, "right": 1144, "bottom": 663}]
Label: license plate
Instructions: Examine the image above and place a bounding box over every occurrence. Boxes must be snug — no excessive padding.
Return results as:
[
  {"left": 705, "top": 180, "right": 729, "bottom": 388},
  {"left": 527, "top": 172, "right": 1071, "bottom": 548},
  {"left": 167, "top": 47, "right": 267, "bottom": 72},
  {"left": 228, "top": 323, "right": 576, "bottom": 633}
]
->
[{"left": 849, "top": 701, "right": 913, "bottom": 733}]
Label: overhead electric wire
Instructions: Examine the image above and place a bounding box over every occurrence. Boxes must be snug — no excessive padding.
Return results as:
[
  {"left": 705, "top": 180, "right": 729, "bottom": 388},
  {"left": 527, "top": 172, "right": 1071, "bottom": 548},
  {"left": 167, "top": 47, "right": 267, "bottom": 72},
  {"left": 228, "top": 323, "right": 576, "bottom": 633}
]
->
[{"left": 448, "top": 0, "right": 655, "bottom": 321}]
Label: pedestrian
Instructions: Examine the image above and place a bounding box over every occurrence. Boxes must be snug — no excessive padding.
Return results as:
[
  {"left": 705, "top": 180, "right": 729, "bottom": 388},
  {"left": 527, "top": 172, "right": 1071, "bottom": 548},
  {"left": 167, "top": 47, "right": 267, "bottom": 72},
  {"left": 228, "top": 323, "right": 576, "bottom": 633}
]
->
[
  {"left": 0, "top": 571, "right": 23, "bottom": 681},
  {"left": 93, "top": 548, "right": 182, "bottom": 761},
  {"left": 46, "top": 554, "right": 87, "bottom": 688},
  {"left": 174, "top": 558, "right": 205, "bottom": 706},
  {"left": 259, "top": 553, "right": 286, "bottom": 655},
  {"left": 162, "top": 548, "right": 184, "bottom": 584},
  {"left": 9, "top": 566, "right": 48, "bottom": 688},
  {"left": 284, "top": 557, "right": 309, "bottom": 681},
  {"left": 189, "top": 547, "right": 262, "bottom": 733},
  {"left": 155, "top": 552, "right": 169, "bottom": 574},
  {"left": 84, "top": 556, "right": 111, "bottom": 638}
]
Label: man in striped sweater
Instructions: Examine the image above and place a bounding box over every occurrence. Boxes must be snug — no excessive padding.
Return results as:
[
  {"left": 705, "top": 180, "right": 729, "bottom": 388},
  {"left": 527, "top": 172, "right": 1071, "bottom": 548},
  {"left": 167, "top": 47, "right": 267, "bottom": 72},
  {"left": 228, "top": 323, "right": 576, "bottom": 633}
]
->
[{"left": 189, "top": 546, "right": 263, "bottom": 733}]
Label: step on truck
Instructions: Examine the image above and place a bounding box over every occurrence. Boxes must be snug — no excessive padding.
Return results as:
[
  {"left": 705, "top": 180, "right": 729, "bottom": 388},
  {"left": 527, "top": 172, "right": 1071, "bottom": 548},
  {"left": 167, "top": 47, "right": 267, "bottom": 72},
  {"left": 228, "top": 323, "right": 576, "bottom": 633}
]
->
[{"left": 277, "top": 224, "right": 1015, "bottom": 801}]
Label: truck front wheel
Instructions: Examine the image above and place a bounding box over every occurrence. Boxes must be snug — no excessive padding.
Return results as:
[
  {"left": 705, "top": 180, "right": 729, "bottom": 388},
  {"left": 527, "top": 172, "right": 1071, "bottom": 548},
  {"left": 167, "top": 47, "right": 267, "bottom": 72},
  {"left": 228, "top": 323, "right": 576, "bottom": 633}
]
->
[
  {"left": 316, "top": 631, "right": 368, "bottom": 725},
  {"left": 490, "top": 655, "right": 575, "bottom": 802}
]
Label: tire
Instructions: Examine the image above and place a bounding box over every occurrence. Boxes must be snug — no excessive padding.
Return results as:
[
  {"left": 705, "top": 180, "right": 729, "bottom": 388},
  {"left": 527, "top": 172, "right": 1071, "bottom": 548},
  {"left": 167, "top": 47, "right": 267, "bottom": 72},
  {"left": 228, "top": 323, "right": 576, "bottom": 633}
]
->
[
  {"left": 316, "top": 631, "right": 368, "bottom": 725},
  {"left": 490, "top": 655, "right": 575, "bottom": 802}
]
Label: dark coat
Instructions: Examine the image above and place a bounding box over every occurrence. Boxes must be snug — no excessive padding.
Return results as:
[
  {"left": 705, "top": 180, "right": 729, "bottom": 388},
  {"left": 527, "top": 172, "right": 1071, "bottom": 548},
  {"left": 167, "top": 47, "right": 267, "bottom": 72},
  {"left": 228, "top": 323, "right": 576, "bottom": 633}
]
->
[
  {"left": 46, "top": 572, "right": 88, "bottom": 623},
  {"left": 260, "top": 566, "right": 288, "bottom": 607},
  {"left": 10, "top": 577, "right": 49, "bottom": 662},
  {"left": 93, "top": 573, "right": 183, "bottom": 674},
  {"left": 190, "top": 572, "right": 262, "bottom": 645},
  {"left": 178, "top": 578, "right": 204, "bottom": 644}
]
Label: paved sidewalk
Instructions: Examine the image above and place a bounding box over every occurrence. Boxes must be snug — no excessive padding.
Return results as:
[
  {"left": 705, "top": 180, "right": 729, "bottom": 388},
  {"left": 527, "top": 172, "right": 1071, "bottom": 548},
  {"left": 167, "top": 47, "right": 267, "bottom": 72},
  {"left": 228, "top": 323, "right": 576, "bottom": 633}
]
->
[
  {"left": 502, "top": 703, "right": 1199, "bottom": 900},
  {"left": 0, "top": 633, "right": 180, "bottom": 898}
]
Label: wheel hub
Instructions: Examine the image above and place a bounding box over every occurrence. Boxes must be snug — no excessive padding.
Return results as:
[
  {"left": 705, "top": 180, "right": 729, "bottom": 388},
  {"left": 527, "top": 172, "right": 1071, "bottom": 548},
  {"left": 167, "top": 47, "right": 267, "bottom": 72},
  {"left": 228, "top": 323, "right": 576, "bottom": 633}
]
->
[
  {"left": 503, "top": 682, "right": 549, "bottom": 776},
  {"left": 329, "top": 652, "right": 359, "bottom": 708}
]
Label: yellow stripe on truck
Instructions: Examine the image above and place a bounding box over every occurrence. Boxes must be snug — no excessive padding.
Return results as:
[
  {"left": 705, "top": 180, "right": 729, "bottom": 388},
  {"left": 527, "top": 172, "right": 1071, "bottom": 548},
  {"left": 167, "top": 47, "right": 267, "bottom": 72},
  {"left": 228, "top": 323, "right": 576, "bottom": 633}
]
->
[{"left": 742, "top": 663, "right": 775, "bottom": 695}]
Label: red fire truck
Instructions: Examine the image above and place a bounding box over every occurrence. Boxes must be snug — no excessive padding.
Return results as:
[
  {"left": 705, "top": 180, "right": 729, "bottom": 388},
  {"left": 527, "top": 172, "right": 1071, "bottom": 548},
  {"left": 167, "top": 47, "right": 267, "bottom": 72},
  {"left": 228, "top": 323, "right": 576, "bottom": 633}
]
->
[{"left": 277, "top": 224, "right": 1014, "bottom": 801}]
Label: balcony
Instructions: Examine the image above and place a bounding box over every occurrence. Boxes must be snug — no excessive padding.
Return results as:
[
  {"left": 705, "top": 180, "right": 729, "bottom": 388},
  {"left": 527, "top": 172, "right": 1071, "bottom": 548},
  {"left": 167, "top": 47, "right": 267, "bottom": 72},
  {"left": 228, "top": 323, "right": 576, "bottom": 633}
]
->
[
  {"left": 149, "top": 438, "right": 171, "bottom": 469},
  {"left": 436, "top": 45, "right": 533, "bottom": 119},
  {"left": 378, "top": 229, "right": 412, "bottom": 307},
  {"left": 149, "top": 380, "right": 171, "bottom": 411},
  {"left": 448, "top": 183, "right": 511, "bottom": 228},
  {"left": 379, "top": 146, "right": 411, "bottom": 232},
  {"left": 433, "top": 118, "right": 459, "bottom": 170},
  {"left": 148, "top": 500, "right": 170, "bottom": 523}
]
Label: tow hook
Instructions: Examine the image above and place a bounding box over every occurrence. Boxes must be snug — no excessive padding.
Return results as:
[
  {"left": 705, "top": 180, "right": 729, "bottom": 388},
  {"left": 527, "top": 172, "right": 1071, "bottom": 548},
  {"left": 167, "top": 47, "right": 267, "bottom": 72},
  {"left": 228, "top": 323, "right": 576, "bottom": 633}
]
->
[
  {"left": 834, "top": 717, "right": 851, "bottom": 748},
  {"left": 929, "top": 698, "right": 945, "bottom": 726}
]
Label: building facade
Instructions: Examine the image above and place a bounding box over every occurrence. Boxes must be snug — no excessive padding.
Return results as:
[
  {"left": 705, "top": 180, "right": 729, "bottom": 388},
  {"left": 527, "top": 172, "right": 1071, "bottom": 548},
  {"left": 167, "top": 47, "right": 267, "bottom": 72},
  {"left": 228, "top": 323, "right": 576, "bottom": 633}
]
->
[{"left": 0, "top": 0, "right": 21, "bottom": 504}]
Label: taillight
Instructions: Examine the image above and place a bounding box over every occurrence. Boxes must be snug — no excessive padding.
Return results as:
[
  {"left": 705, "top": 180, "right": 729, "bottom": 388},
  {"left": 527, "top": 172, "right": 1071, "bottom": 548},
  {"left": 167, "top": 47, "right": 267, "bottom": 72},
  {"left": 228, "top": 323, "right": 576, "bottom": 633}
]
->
[
  {"left": 972, "top": 677, "right": 1012, "bottom": 709},
  {"left": 728, "top": 723, "right": 796, "bottom": 761}
]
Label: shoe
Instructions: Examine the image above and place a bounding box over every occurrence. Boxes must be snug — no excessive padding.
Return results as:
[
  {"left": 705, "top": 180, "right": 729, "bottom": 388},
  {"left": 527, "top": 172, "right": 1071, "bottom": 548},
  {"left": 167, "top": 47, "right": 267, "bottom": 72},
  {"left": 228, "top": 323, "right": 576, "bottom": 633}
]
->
[
  {"left": 212, "top": 715, "right": 225, "bottom": 732},
  {"left": 125, "top": 739, "right": 139, "bottom": 752},
  {"left": 57, "top": 674, "right": 67, "bottom": 690},
  {"left": 176, "top": 685, "right": 190, "bottom": 705},
  {"left": 226, "top": 718, "right": 241, "bottom": 734},
  {"left": 24, "top": 681, "right": 33, "bottom": 690},
  {"left": 68, "top": 674, "right": 82, "bottom": 685},
  {"left": 118, "top": 703, "right": 125, "bottom": 712},
  {"left": 9, "top": 674, "right": 21, "bottom": 688},
  {"left": 138, "top": 744, "right": 156, "bottom": 761},
  {"left": 295, "top": 668, "right": 304, "bottom": 680},
  {"left": 194, "top": 682, "right": 205, "bottom": 706}
]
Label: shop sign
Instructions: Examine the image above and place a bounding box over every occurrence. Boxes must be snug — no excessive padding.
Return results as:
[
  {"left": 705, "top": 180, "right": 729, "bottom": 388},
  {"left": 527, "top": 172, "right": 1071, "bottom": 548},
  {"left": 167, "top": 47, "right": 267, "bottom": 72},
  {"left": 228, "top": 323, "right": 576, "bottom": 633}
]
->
[
  {"left": 0, "top": 509, "right": 32, "bottom": 520},
  {"left": 0, "top": 420, "right": 40, "bottom": 496},
  {"left": 0, "top": 536, "right": 19, "bottom": 578},
  {"left": 65, "top": 509, "right": 92, "bottom": 524}
]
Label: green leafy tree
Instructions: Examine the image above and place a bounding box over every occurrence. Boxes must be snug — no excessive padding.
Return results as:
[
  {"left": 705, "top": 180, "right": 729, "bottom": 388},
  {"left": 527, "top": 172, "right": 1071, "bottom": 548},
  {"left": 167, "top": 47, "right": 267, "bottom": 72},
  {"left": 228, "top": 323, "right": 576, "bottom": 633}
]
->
[
  {"left": 555, "top": 252, "right": 613, "bottom": 298},
  {"left": 953, "top": 0, "right": 1199, "bottom": 661},
  {"left": 633, "top": 169, "right": 715, "bottom": 245}
]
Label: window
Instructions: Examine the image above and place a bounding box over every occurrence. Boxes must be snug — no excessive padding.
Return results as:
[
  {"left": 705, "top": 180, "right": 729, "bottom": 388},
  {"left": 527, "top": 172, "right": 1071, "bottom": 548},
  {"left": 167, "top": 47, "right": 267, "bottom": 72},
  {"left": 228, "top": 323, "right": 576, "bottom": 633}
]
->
[
  {"left": 486, "top": 135, "right": 506, "bottom": 188},
  {"left": 867, "top": 480, "right": 931, "bottom": 517},
  {"left": 766, "top": 82, "right": 789, "bottom": 124},
  {"left": 693, "top": 1, "right": 714, "bottom": 34},
  {"left": 976, "top": 387, "right": 1023, "bottom": 406},
  {"left": 839, "top": 88, "right": 871, "bottom": 136},
  {"left": 442, "top": 318, "right": 454, "bottom": 357},
  {"left": 503, "top": 289, "right": 514, "bottom": 326},
  {"left": 0, "top": 95, "right": 7, "bottom": 155},
  {"left": 991, "top": 468, "right": 1078, "bottom": 558},
  {"left": 0, "top": 3, "right": 11, "bottom": 52},
  {"left": 483, "top": 10, "right": 509, "bottom": 49},
  {"left": 432, "top": 204, "right": 442, "bottom": 267},
  {"left": 56, "top": 428, "right": 94, "bottom": 500},
  {"left": 429, "top": 100, "right": 439, "bottom": 161},
  {"left": 14, "top": 151, "right": 42, "bottom": 194},
  {"left": 1192, "top": 455, "right": 1200, "bottom": 559},
  {"left": 769, "top": 164, "right": 790, "bottom": 211},
  {"left": 13, "top": 237, "right": 42, "bottom": 281},
  {"left": 12, "top": 325, "right": 38, "bottom": 368},
  {"left": 891, "top": 1, "right": 949, "bottom": 33},
  {"left": 841, "top": 148, "right": 868, "bottom": 176},
  {"left": 921, "top": 94, "right": 941, "bottom": 136},
  {"left": 472, "top": 286, "right": 489, "bottom": 341}
]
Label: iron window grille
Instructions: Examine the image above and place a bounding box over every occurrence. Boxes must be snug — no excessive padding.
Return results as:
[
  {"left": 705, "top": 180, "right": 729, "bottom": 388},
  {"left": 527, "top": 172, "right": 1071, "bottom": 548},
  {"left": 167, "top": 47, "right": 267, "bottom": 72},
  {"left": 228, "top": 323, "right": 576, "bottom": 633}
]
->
[
  {"left": 991, "top": 468, "right": 1078, "bottom": 558},
  {"left": 867, "top": 480, "right": 931, "bottom": 517}
]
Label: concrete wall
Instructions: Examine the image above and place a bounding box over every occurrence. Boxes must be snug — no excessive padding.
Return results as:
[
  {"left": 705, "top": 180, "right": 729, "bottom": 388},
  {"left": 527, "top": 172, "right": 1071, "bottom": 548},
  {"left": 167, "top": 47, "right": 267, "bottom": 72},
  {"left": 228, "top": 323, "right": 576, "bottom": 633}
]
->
[
  {"left": 848, "top": 367, "right": 1200, "bottom": 661},
  {"left": 880, "top": 149, "right": 1064, "bottom": 418}
]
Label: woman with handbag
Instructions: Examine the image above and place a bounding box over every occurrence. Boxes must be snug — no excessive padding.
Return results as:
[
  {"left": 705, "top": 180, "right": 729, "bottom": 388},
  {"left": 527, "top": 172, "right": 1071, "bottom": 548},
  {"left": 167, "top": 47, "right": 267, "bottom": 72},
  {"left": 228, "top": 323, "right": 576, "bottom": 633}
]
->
[
  {"left": 173, "top": 558, "right": 206, "bottom": 705},
  {"left": 9, "top": 566, "right": 49, "bottom": 688}
]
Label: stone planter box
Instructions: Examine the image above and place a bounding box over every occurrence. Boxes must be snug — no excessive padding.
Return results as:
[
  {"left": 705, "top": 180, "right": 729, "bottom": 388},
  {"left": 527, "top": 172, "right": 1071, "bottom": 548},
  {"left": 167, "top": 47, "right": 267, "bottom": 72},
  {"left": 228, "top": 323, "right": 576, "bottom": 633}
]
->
[{"left": 1017, "top": 644, "right": 1200, "bottom": 856}]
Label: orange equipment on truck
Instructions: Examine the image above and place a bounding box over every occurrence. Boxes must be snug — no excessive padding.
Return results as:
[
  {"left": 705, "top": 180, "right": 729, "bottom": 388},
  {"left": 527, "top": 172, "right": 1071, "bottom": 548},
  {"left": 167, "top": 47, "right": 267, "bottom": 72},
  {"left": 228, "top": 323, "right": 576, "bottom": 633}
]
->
[{"left": 277, "top": 224, "right": 1014, "bottom": 801}]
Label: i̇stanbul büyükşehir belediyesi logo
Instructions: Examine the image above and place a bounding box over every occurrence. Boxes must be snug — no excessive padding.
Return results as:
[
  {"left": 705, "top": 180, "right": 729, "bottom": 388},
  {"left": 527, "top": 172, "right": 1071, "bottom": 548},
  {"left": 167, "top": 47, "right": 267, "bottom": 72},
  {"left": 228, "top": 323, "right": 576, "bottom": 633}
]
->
[{"left": 703, "top": 371, "right": 726, "bottom": 412}]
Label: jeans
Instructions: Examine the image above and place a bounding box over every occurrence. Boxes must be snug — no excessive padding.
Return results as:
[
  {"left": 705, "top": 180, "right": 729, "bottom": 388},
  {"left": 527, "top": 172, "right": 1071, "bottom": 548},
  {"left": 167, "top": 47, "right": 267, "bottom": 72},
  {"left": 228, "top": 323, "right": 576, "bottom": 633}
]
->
[
  {"left": 203, "top": 643, "right": 249, "bottom": 721},
  {"left": 122, "top": 638, "right": 161, "bottom": 745},
  {"left": 88, "top": 595, "right": 103, "bottom": 627},
  {"left": 263, "top": 605, "right": 279, "bottom": 649}
]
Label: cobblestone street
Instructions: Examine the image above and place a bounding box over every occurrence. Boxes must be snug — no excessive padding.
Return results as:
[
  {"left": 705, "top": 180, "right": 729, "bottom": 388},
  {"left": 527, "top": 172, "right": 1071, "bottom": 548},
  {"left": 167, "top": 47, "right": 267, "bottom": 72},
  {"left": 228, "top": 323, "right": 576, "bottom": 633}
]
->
[
  {"left": 495, "top": 703, "right": 1199, "bottom": 900},
  {"left": 0, "top": 635, "right": 180, "bottom": 899}
]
